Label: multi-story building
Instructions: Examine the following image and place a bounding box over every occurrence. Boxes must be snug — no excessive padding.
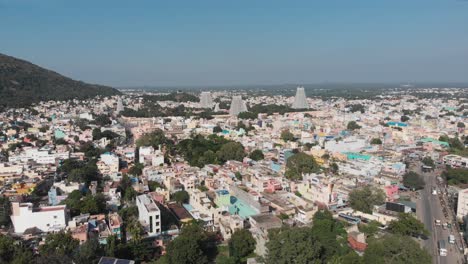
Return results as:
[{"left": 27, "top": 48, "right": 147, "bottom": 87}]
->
[
  {"left": 136, "top": 194, "right": 161, "bottom": 236},
  {"left": 97, "top": 152, "right": 119, "bottom": 175},
  {"left": 10, "top": 202, "right": 68, "bottom": 233},
  {"left": 457, "top": 188, "right": 468, "bottom": 220}
]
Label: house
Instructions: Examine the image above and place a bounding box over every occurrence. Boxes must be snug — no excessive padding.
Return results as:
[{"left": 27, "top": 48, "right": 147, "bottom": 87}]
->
[
  {"left": 97, "top": 153, "right": 119, "bottom": 175},
  {"left": 109, "top": 213, "right": 123, "bottom": 239}
]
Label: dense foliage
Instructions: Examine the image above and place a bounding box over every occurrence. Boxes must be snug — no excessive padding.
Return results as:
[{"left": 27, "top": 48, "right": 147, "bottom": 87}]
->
[
  {"left": 443, "top": 168, "right": 468, "bottom": 186},
  {"left": 347, "top": 121, "right": 361, "bottom": 130},
  {"left": 248, "top": 149, "right": 264, "bottom": 161},
  {"left": 0, "top": 53, "right": 120, "bottom": 109},
  {"left": 403, "top": 171, "right": 425, "bottom": 190},
  {"left": 58, "top": 159, "right": 100, "bottom": 183},
  {"left": 348, "top": 186, "right": 385, "bottom": 213},
  {"left": 266, "top": 210, "right": 349, "bottom": 264},
  {"left": 363, "top": 234, "right": 431, "bottom": 264},
  {"left": 228, "top": 229, "right": 256, "bottom": 263},
  {"left": 388, "top": 213, "right": 429, "bottom": 238},
  {"left": 280, "top": 130, "right": 294, "bottom": 142},
  {"left": 61, "top": 190, "right": 107, "bottom": 216},
  {"left": 158, "top": 222, "right": 218, "bottom": 264},
  {"left": 176, "top": 134, "right": 245, "bottom": 168},
  {"left": 285, "top": 152, "right": 319, "bottom": 180}
]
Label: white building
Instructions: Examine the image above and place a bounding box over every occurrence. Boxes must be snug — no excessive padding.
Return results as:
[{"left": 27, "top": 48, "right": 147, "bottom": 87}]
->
[
  {"left": 97, "top": 153, "right": 119, "bottom": 175},
  {"left": 10, "top": 202, "right": 68, "bottom": 233},
  {"left": 136, "top": 194, "right": 161, "bottom": 236},
  {"left": 457, "top": 188, "right": 468, "bottom": 220},
  {"left": 443, "top": 154, "right": 468, "bottom": 168}
]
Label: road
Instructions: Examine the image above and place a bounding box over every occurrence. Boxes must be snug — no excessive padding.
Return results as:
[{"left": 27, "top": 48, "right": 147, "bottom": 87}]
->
[{"left": 414, "top": 163, "right": 465, "bottom": 264}]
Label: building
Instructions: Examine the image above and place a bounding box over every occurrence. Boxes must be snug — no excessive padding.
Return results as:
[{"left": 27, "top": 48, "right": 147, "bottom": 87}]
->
[
  {"left": 229, "top": 96, "right": 248, "bottom": 116},
  {"left": 291, "top": 86, "right": 309, "bottom": 109},
  {"left": 136, "top": 194, "right": 161, "bottom": 236},
  {"left": 97, "top": 153, "right": 119, "bottom": 175},
  {"left": 443, "top": 154, "right": 468, "bottom": 168},
  {"left": 457, "top": 188, "right": 468, "bottom": 220},
  {"left": 200, "top": 92, "right": 214, "bottom": 109},
  {"left": 109, "top": 213, "right": 123, "bottom": 239},
  {"left": 10, "top": 202, "right": 68, "bottom": 233}
]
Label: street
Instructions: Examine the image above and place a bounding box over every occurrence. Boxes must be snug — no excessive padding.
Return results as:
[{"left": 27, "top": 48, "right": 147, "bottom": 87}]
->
[{"left": 414, "top": 163, "right": 466, "bottom": 264}]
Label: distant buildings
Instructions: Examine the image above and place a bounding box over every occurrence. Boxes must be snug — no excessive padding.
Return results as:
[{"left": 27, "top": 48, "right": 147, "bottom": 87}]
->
[
  {"left": 136, "top": 193, "right": 162, "bottom": 236},
  {"left": 229, "top": 96, "right": 248, "bottom": 116},
  {"left": 200, "top": 92, "right": 214, "bottom": 109},
  {"left": 291, "top": 86, "right": 309, "bottom": 109}
]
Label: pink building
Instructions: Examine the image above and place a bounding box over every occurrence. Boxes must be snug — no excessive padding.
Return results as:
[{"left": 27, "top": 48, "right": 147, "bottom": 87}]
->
[
  {"left": 264, "top": 179, "right": 282, "bottom": 193},
  {"left": 384, "top": 185, "right": 399, "bottom": 202}
]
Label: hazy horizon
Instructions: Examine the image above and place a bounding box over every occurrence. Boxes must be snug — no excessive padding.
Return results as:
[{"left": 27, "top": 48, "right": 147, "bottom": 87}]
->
[{"left": 2, "top": 0, "right": 468, "bottom": 87}]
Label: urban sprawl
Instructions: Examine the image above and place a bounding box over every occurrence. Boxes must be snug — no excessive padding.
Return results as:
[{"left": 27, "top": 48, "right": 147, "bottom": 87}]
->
[{"left": 1, "top": 87, "right": 468, "bottom": 264}]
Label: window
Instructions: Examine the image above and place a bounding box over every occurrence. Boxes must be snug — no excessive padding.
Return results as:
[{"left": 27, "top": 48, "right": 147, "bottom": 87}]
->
[{"left": 149, "top": 216, "right": 153, "bottom": 233}]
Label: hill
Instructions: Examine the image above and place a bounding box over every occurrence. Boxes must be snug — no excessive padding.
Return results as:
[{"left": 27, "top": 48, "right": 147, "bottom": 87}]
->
[{"left": 0, "top": 53, "right": 120, "bottom": 109}]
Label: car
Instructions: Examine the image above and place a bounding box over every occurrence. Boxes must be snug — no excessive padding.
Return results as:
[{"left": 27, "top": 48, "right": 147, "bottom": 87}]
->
[{"left": 435, "top": 219, "right": 441, "bottom": 226}]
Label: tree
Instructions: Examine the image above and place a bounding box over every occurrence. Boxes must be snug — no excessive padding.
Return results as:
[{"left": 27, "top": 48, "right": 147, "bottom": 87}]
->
[
  {"left": 172, "top": 190, "right": 190, "bottom": 204},
  {"left": 358, "top": 220, "right": 381, "bottom": 237},
  {"left": 128, "top": 162, "right": 144, "bottom": 176},
  {"left": 330, "top": 162, "right": 339, "bottom": 174},
  {"left": 81, "top": 193, "right": 107, "bottom": 215},
  {"left": 285, "top": 153, "right": 319, "bottom": 180},
  {"left": 400, "top": 115, "right": 410, "bottom": 122},
  {"left": 229, "top": 229, "right": 256, "bottom": 262},
  {"left": 217, "top": 142, "right": 246, "bottom": 162},
  {"left": 161, "top": 222, "right": 214, "bottom": 264},
  {"left": 348, "top": 186, "right": 385, "bottom": 214},
  {"left": 0, "top": 235, "right": 33, "bottom": 263},
  {"left": 281, "top": 130, "right": 294, "bottom": 142},
  {"left": 363, "top": 234, "right": 431, "bottom": 264},
  {"left": 238, "top": 111, "right": 257, "bottom": 120},
  {"left": 0, "top": 197, "right": 11, "bottom": 227},
  {"left": 136, "top": 129, "right": 173, "bottom": 149},
  {"left": 39, "top": 232, "right": 79, "bottom": 257},
  {"left": 370, "top": 138, "right": 382, "bottom": 145},
  {"left": 310, "top": 210, "right": 349, "bottom": 261},
  {"left": 213, "top": 126, "right": 223, "bottom": 133},
  {"left": 127, "top": 219, "right": 144, "bottom": 242},
  {"left": 266, "top": 227, "right": 323, "bottom": 264},
  {"left": 347, "top": 121, "right": 361, "bottom": 131},
  {"left": 458, "top": 122, "right": 466, "bottom": 128},
  {"left": 234, "top": 172, "right": 242, "bottom": 181},
  {"left": 249, "top": 149, "right": 264, "bottom": 161},
  {"left": 421, "top": 156, "right": 435, "bottom": 167},
  {"left": 403, "top": 171, "right": 425, "bottom": 190},
  {"left": 163, "top": 236, "right": 208, "bottom": 264},
  {"left": 73, "top": 238, "right": 103, "bottom": 264},
  {"left": 94, "top": 114, "right": 112, "bottom": 126},
  {"left": 388, "top": 213, "right": 429, "bottom": 238}
]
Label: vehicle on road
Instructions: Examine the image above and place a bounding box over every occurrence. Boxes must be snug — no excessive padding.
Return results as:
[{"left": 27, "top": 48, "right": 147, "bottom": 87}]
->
[
  {"left": 443, "top": 223, "right": 447, "bottom": 229},
  {"left": 449, "top": 235, "right": 455, "bottom": 244},
  {"left": 435, "top": 219, "right": 441, "bottom": 226},
  {"left": 432, "top": 187, "right": 437, "bottom": 195},
  {"left": 438, "top": 240, "right": 447, "bottom": 256}
]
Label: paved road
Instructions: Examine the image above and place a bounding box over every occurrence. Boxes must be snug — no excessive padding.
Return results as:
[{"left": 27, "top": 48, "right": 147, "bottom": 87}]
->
[{"left": 414, "top": 163, "right": 465, "bottom": 264}]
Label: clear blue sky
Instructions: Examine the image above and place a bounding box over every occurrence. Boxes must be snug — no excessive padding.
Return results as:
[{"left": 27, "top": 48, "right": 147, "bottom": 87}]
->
[{"left": 1, "top": 0, "right": 467, "bottom": 87}]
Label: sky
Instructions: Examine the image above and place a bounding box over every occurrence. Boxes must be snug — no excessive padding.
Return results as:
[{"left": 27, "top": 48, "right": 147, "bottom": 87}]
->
[{"left": 1, "top": 0, "right": 468, "bottom": 87}]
